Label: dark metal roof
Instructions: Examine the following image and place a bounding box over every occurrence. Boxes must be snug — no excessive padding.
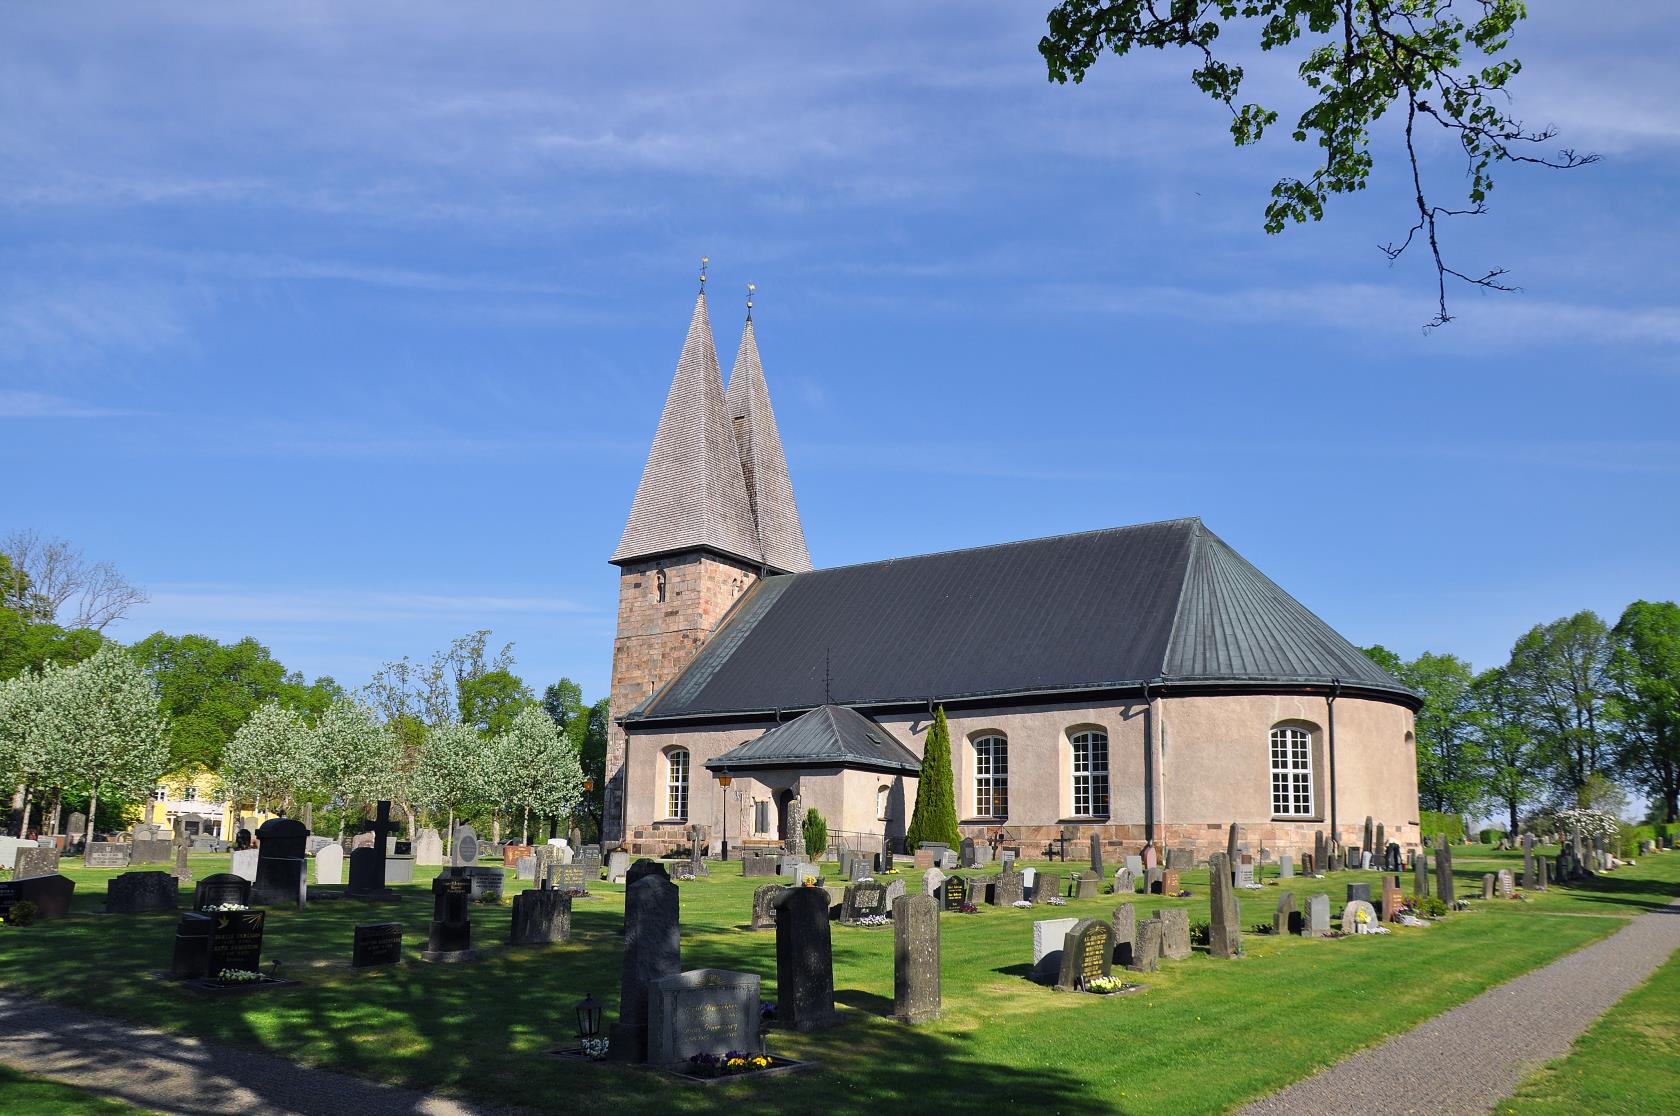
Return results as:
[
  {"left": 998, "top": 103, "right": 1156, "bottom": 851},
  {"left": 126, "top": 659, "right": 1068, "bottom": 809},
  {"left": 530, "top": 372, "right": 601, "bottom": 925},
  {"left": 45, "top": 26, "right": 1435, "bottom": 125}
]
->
[
  {"left": 703, "top": 705, "right": 921, "bottom": 773},
  {"left": 630, "top": 517, "right": 1415, "bottom": 723}
]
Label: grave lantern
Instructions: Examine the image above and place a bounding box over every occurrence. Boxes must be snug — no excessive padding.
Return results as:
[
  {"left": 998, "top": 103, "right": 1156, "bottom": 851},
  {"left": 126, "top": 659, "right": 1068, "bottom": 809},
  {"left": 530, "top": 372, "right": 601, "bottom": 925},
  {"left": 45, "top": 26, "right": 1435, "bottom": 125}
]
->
[{"left": 575, "top": 992, "right": 601, "bottom": 1040}]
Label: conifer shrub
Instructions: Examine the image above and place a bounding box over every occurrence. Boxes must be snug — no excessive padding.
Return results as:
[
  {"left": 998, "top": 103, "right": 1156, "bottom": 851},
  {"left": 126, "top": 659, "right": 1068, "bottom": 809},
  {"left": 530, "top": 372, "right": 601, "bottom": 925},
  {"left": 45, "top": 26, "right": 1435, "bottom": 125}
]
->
[
  {"left": 905, "top": 706, "right": 961, "bottom": 852},
  {"left": 802, "top": 808, "right": 828, "bottom": 859}
]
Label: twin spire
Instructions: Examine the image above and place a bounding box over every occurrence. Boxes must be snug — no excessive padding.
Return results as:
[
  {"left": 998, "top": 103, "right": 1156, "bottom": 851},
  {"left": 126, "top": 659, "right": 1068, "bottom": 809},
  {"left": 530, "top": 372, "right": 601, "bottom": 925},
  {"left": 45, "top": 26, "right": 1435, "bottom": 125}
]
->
[{"left": 611, "top": 280, "right": 813, "bottom": 574}]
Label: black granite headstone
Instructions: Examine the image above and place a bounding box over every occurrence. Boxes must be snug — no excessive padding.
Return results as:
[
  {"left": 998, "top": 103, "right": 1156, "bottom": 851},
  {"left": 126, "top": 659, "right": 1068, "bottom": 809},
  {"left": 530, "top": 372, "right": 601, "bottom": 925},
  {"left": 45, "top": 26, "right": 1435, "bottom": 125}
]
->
[
  {"left": 353, "top": 921, "right": 404, "bottom": 968},
  {"left": 206, "top": 908, "right": 266, "bottom": 973},
  {"left": 252, "top": 817, "right": 309, "bottom": 908},
  {"left": 421, "top": 875, "right": 475, "bottom": 962},
  {"left": 193, "top": 873, "right": 252, "bottom": 912}
]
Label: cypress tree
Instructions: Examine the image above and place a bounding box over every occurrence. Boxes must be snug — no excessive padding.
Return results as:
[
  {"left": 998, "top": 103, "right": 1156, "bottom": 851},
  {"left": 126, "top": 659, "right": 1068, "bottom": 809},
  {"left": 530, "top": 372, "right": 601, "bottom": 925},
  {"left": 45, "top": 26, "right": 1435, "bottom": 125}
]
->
[{"left": 906, "top": 705, "right": 961, "bottom": 852}]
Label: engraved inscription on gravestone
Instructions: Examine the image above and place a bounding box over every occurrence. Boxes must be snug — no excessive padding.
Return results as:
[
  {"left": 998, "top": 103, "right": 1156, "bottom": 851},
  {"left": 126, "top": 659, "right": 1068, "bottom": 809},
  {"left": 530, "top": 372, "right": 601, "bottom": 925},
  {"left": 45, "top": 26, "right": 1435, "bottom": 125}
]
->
[{"left": 353, "top": 921, "right": 404, "bottom": 968}]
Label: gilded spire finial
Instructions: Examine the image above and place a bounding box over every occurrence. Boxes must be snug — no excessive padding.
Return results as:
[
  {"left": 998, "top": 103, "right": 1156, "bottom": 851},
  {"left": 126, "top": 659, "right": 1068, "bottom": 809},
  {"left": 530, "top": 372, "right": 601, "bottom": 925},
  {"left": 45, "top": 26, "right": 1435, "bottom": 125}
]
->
[
  {"left": 746, "top": 281, "right": 756, "bottom": 321},
  {"left": 699, "top": 256, "right": 709, "bottom": 293}
]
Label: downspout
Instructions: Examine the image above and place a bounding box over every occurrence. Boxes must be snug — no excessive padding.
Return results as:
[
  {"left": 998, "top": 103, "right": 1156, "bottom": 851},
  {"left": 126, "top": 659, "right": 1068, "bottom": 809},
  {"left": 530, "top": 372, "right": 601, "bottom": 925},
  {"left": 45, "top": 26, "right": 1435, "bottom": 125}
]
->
[
  {"left": 1327, "top": 678, "right": 1341, "bottom": 841},
  {"left": 1140, "top": 678, "right": 1154, "bottom": 846},
  {"left": 1155, "top": 673, "right": 1168, "bottom": 851}
]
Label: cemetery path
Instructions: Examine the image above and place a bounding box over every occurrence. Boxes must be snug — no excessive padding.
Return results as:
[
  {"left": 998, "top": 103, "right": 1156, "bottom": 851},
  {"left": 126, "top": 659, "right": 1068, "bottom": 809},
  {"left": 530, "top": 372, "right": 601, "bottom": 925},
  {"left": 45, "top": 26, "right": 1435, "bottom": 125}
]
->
[
  {"left": 1236, "top": 896, "right": 1680, "bottom": 1116},
  {"left": 0, "top": 991, "right": 534, "bottom": 1116}
]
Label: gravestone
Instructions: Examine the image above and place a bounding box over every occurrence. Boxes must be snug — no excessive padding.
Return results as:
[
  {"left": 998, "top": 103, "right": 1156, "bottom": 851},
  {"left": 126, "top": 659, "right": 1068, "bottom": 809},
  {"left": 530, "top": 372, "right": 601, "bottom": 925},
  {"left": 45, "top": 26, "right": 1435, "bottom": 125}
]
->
[
  {"left": 647, "top": 969, "right": 761, "bottom": 1066},
  {"left": 1303, "top": 893, "right": 1331, "bottom": 937},
  {"left": 1235, "top": 854, "right": 1257, "bottom": 889},
  {"left": 1314, "top": 831, "right": 1326, "bottom": 873},
  {"left": 1497, "top": 869, "right": 1515, "bottom": 899},
  {"left": 1129, "top": 917, "right": 1162, "bottom": 972},
  {"left": 1482, "top": 873, "right": 1496, "bottom": 900},
  {"left": 1035, "top": 870, "right": 1063, "bottom": 903},
  {"left": 1226, "top": 824, "right": 1240, "bottom": 877},
  {"left": 1207, "top": 852, "right": 1242, "bottom": 959},
  {"left": 1089, "top": 834, "right": 1104, "bottom": 876},
  {"left": 252, "top": 817, "right": 309, "bottom": 909},
  {"left": 940, "top": 875, "right": 968, "bottom": 912},
  {"left": 413, "top": 828, "right": 444, "bottom": 867},
  {"left": 993, "top": 867, "right": 1025, "bottom": 906},
  {"left": 1381, "top": 876, "right": 1403, "bottom": 921},
  {"left": 347, "top": 800, "right": 398, "bottom": 898},
  {"left": 0, "top": 873, "right": 74, "bottom": 920},
  {"left": 85, "top": 842, "right": 131, "bottom": 869},
  {"left": 1113, "top": 867, "right": 1137, "bottom": 895},
  {"left": 1360, "top": 851, "right": 1373, "bottom": 870},
  {"left": 605, "top": 850, "right": 630, "bottom": 883},
  {"left": 1363, "top": 816, "right": 1374, "bottom": 857},
  {"left": 1342, "top": 899, "right": 1378, "bottom": 934},
  {"left": 913, "top": 849, "right": 934, "bottom": 871},
  {"left": 785, "top": 796, "right": 806, "bottom": 858},
  {"left": 1161, "top": 868, "right": 1181, "bottom": 896},
  {"left": 1124, "top": 854, "right": 1143, "bottom": 875},
  {"left": 306, "top": 836, "right": 335, "bottom": 857},
  {"left": 105, "top": 871, "right": 178, "bottom": 914},
  {"left": 67, "top": 811, "right": 86, "bottom": 840},
  {"left": 1145, "top": 866, "right": 1164, "bottom": 895},
  {"left": 315, "top": 843, "right": 344, "bottom": 886},
  {"left": 510, "top": 887, "right": 572, "bottom": 945},
  {"left": 1414, "top": 852, "right": 1430, "bottom": 899},
  {"left": 1538, "top": 858, "right": 1549, "bottom": 891},
  {"left": 1142, "top": 843, "right": 1158, "bottom": 870},
  {"left": 921, "top": 867, "right": 945, "bottom": 897},
  {"left": 742, "top": 849, "right": 778, "bottom": 878},
  {"left": 193, "top": 873, "right": 251, "bottom": 912},
  {"left": 1384, "top": 841, "right": 1403, "bottom": 872},
  {"left": 1279, "top": 855, "right": 1294, "bottom": 880},
  {"left": 608, "top": 869, "right": 682, "bottom": 1061},
  {"left": 171, "top": 820, "right": 193, "bottom": 887},
  {"left": 1110, "top": 903, "right": 1136, "bottom": 966},
  {"left": 1375, "top": 822, "right": 1385, "bottom": 857},
  {"left": 131, "top": 838, "right": 173, "bottom": 865},
  {"left": 387, "top": 856, "right": 415, "bottom": 884},
  {"left": 959, "top": 837, "right": 977, "bottom": 868},
  {"left": 1274, "top": 891, "right": 1300, "bottom": 935},
  {"left": 1434, "top": 834, "right": 1455, "bottom": 903},
  {"left": 752, "top": 884, "right": 786, "bottom": 930},
  {"left": 775, "top": 885, "right": 838, "bottom": 1031},
  {"left": 1346, "top": 882, "right": 1372, "bottom": 905},
  {"left": 451, "top": 824, "right": 479, "bottom": 868},
  {"left": 1522, "top": 836, "right": 1536, "bottom": 890},
  {"left": 516, "top": 856, "right": 536, "bottom": 882},
  {"left": 1160, "top": 907, "right": 1191, "bottom": 960},
  {"left": 206, "top": 908, "right": 266, "bottom": 973},
  {"left": 1302, "top": 852, "right": 1317, "bottom": 876},
  {"left": 883, "top": 877, "right": 906, "bottom": 908},
  {"left": 421, "top": 875, "right": 475, "bottom": 963},
  {"left": 671, "top": 860, "right": 697, "bottom": 882},
  {"left": 353, "top": 921, "right": 404, "bottom": 967},
  {"left": 894, "top": 893, "right": 941, "bottom": 1023},
  {"left": 230, "top": 848, "right": 258, "bottom": 882},
  {"left": 466, "top": 866, "right": 505, "bottom": 902},
  {"left": 1031, "top": 916, "right": 1078, "bottom": 982},
  {"left": 503, "top": 842, "right": 534, "bottom": 868},
  {"left": 842, "top": 879, "right": 890, "bottom": 924},
  {"left": 551, "top": 864, "right": 587, "bottom": 894},
  {"left": 170, "top": 912, "right": 213, "bottom": 979},
  {"left": 13, "top": 846, "right": 59, "bottom": 880},
  {"left": 1056, "top": 918, "right": 1113, "bottom": 992},
  {"left": 1021, "top": 867, "right": 1036, "bottom": 893},
  {"left": 1073, "top": 873, "right": 1099, "bottom": 900}
]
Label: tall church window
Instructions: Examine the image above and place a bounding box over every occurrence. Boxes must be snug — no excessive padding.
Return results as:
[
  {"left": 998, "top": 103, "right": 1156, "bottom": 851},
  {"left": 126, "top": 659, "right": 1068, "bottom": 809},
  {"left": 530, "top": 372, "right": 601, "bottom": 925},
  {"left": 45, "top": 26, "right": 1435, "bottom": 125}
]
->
[
  {"left": 666, "top": 748, "right": 690, "bottom": 820},
  {"left": 1270, "top": 726, "right": 1313, "bottom": 817},
  {"left": 1070, "top": 730, "right": 1109, "bottom": 817},
  {"left": 973, "top": 734, "right": 1008, "bottom": 818}
]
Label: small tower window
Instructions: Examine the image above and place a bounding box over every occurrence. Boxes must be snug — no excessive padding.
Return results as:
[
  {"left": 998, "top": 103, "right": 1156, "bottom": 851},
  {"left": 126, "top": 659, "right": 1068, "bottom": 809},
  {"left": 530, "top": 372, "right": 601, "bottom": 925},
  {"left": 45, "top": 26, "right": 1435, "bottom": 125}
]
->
[
  {"left": 876, "top": 785, "right": 891, "bottom": 822},
  {"left": 655, "top": 569, "right": 667, "bottom": 603}
]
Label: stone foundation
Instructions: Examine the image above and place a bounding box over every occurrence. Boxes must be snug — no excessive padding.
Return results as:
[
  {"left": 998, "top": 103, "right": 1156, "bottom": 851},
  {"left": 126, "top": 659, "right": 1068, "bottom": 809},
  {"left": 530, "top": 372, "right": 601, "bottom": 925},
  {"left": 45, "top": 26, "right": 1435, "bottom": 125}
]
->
[{"left": 956, "top": 820, "right": 1421, "bottom": 864}]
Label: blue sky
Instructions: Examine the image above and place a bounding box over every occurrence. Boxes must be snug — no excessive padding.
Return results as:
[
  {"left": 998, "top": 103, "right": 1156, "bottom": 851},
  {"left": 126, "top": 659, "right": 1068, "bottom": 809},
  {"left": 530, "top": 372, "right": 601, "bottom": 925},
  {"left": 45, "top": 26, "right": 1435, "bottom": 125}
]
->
[{"left": 3, "top": 3, "right": 1675, "bottom": 702}]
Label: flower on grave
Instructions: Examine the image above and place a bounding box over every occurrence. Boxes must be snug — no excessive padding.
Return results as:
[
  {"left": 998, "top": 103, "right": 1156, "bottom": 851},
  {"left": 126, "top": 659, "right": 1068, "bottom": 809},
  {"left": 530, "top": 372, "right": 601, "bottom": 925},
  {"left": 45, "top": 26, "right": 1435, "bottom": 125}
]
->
[
  {"left": 1174, "top": 890, "right": 1193, "bottom": 898},
  {"left": 204, "top": 903, "right": 249, "bottom": 912},
  {"left": 957, "top": 902, "right": 979, "bottom": 914},
  {"left": 1356, "top": 908, "right": 1371, "bottom": 925},
  {"left": 580, "top": 1037, "right": 609, "bottom": 1060},
  {"left": 217, "top": 968, "right": 261, "bottom": 984},
  {"left": 802, "top": 875, "right": 818, "bottom": 887},
  {"left": 1011, "top": 900, "right": 1032, "bottom": 909},
  {"left": 1085, "top": 975, "right": 1125, "bottom": 993},
  {"left": 1046, "top": 896, "right": 1067, "bottom": 906},
  {"left": 855, "top": 914, "right": 889, "bottom": 927}
]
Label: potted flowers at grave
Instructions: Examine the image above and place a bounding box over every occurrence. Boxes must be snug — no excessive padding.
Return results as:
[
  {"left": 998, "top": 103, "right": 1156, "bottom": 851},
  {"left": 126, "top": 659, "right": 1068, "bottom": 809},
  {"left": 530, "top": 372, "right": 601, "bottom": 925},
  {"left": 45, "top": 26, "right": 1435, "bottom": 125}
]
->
[
  {"left": 215, "top": 968, "right": 263, "bottom": 985},
  {"left": 684, "top": 1051, "right": 775, "bottom": 1079},
  {"left": 956, "top": 902, "right": 979, "bottom": 915},
  {"left": 1083, "top": 974, "right": 1140, "bottom": 996}
]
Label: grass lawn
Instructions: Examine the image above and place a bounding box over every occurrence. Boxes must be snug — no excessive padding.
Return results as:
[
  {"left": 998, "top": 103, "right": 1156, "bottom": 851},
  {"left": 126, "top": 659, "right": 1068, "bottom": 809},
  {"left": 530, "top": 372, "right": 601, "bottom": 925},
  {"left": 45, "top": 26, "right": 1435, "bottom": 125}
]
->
[
  {"left": 1498, "top": 931, "right": 1680, "bottom": 1116},
  {"left": 0, "top": 1064, "right": 155, "bottom": 1115},
  {"left": 0, "top": 845, "right": 1675, "bottom": 1115}
]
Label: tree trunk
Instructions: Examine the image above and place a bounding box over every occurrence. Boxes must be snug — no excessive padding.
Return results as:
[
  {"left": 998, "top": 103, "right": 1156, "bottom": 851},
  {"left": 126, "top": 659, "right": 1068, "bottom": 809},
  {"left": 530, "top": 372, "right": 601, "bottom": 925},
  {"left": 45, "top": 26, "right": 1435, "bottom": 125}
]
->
[
  {"left": 9, "top": 782, "right": 24, "bottom": 837},
  {"left": 18, "top": 782, "right": 34, "bottom": 838},
  {"left": 491, "top": 809, "right": 501, "bottom": 844},
  {"left": 48, "top": 789, "right": 63, "bottom": 835},
  {"left": 402, "top": 802, "right": 416, "bottom": 840},
  {"left": 446, "top": 809, "right": 454, "bottom": 856},
  {"left": 83, "top": 785, "right": 101, "bottom": 862},
  {"left": 1508, "top": 799, "right": 1519, "bottom": 836},
  {"left": 520, "top": 806, "right": 529, "bottom": 846}
]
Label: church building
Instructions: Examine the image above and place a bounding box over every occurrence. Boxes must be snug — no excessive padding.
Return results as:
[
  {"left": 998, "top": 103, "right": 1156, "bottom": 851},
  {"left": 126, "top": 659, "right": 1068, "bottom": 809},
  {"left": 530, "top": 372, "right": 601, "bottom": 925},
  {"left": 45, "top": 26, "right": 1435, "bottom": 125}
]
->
[{"left": 604, "top": 285, "right": 1422, "bottom": 862}]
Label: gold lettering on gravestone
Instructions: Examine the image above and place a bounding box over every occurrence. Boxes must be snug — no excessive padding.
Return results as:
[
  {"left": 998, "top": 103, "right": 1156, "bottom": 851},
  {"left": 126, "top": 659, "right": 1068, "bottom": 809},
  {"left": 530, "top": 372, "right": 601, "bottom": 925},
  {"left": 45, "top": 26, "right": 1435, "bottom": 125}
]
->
[
  {"left": 1079, "top": 928, "right": 1108, "bottom": 987},
  {"left": 678, "top": 996, "right": 743, "bottom": 1050}
]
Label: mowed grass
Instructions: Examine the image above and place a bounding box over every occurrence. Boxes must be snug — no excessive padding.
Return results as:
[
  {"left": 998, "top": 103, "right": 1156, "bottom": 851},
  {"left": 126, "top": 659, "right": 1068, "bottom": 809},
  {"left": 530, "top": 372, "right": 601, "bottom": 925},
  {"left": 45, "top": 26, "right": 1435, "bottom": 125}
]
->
[
  {"left": 0, "top": 846, "right": 1675, "bottom": 1116},
  {"left": 1498, "top": 935, "right": 1680, "bottom": 1116},
  {"left": 0, "top": 1065, "right": 155, "bottom": 1115}
]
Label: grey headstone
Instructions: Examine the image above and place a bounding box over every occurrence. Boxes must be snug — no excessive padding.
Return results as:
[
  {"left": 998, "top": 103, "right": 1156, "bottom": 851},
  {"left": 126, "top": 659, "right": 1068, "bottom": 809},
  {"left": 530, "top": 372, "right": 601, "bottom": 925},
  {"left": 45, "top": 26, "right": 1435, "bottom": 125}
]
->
[
  {"left": 608, "top": 870, "right": 682, "bottom": 1060},
  {"left": 386, "top": 856, "right": 415, "bottom": 884},
  {"left": 775, "top": 885, "right": 838, "bottom": 1031},
  {"left": 516, "top": 855, "right": 536, "bottom": 881},
  {"left": 1482, "top": 873, "right": 1496, "bottom": 900},
  {"left": 13, "top": 846, "right": 59, "bottom": 880},
  {"left": 1279, "top": 855, "right": 1294, "bottom": 879},
  {"left": 413, "top": 828, "right": 443, "bottom": 866},
  {"left": 992, "top": 867, "right": 1024, "bottom": 906},
  {"left": 1089, "top": 834, "right": 1104, "bottom": 876},
  {"left": 85, "top": 842, "right": 131, "bottom": 869},
  {"left": 1031, "top": 916, "right": 1078, "bottom": 981},
  {"left": 1303, "top": 893, "right": 1331, "bottom": 937},
  {"left": 752, "top": 883, "right": 786, "bottom": 930},
  {"left": 1275, "top": 890, "right": 1300, "bottom": 935},
  {"left": 842, "top": 879, "right": 890, "bottom": 924},
  {"left": 1056, "top": 918, "right": 1114, "bottom": 992},
  {"left": 1158, "top": 907, "right": 1191, "bottom": 960},
  {"left": 105, "top": 871, "right": 179, "bottom": 914},
  {"left": 451, "top": 825, "right": 479, "bottom": 867},
  {"left": 647, "top": 969, "right": 760, "bottom": 1067},
  {"left": 1207, "top": 852, "right": 1242, "bottom": 959},
  {"left": 1113, "top": 867, "right": 1137, "bottom": 895},
  {"left": 1124, "top": 854, "right": 1143, "bottom": 875},
  {"left": 1034, "top": 870, "right": 1063, "bottom": 903},
  {"left": 1414, "top": 852, "right": 1430, "bottom": 899},
  {"left": 1342, "top": 899, "right": 1378, "bottom": 933},
  {"left": 893, "top": 893, "right": 940, "bottom": 1023},
  {"left": 1111, "top": 903, "right": 1136, "bottom": 966},
  {"left": 1346, "top": 882, "right": 1372, "bottom": 905},
  {"left": 1434, "top": 834, "right": 1455, "bottom": 903},
  {"left": 510, "top": 888, "right": 571, "bottom": 945},
  {"left": 1129, "top": 917, "right": 1162, "bottom": 972},
  {"left": 66, "top": 812, "right": 87, "bottom": 839},
  {"left": 229, "top": 848, "right": 258, "bottom": 882},
  {"left": 606, "top": 850, "right": 631, "bottom": 884},
  {"left": 921, "top": 867, "right": 945, "bottom": 897}
]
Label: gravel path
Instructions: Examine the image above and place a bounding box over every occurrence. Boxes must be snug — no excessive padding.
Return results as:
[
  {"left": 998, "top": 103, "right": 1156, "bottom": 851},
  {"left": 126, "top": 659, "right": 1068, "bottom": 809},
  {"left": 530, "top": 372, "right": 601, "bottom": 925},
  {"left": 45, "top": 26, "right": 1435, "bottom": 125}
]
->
[
  {"left": 0, "top": 991, "right": 535, "bottom": 1116},
  {"left": 1237, "top": 896, "right": 1680, "bottom": 1116}
]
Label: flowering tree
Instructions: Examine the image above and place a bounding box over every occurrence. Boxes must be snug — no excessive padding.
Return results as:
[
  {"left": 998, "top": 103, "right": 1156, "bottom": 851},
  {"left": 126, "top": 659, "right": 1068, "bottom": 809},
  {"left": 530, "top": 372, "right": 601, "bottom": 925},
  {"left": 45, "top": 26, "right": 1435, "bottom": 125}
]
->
[
  {"left": 309, "top": 697, "right": 396, "bottom": 836},
  {"left": 0, "top": 668, "right": 56, "bottom": 836},
  {"left": 411, "top": 721, "right": 488, "bottom": 851},
  {"left": 217, "top": 700, "right": 314, "bottom": 815},
  {"left": 492, "top": 703, "right": 584, "bottom": 845},
  {"left": 1554, "top": 807, "right": 1619, "bottom": 840},
  {"left": 33, "top": 644, "right": 169, "bottom": 852}
]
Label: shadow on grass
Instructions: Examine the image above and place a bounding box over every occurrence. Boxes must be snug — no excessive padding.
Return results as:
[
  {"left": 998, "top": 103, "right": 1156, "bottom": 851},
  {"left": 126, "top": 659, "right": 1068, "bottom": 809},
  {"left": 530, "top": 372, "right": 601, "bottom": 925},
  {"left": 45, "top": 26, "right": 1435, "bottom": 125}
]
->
[{"left": 1551, "top": 872, "right": 1680, "bottom": 914}]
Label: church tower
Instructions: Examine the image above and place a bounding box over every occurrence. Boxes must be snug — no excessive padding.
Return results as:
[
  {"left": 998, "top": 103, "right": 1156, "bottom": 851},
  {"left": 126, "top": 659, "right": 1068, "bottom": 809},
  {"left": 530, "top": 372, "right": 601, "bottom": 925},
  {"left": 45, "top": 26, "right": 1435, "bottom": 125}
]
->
[{"left": 604, "top": 278, "right": 810, "bottom": 841}]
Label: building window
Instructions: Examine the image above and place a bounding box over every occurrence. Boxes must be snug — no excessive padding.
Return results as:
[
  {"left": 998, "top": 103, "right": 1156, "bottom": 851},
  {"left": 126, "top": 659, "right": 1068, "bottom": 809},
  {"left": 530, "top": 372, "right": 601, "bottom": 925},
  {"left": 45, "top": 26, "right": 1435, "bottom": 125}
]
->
[
  {"left": 973, "top": 734, "right": 1008, "bottom": 818},
  {"left": 877, "top": 785, "right": 890, "bottom": 822},
  {"left": 183, "top": 785, "right": 198, "bottom": 802},
  {"left": 666, "top": 749, "right": 689, "bottom": 820},
  {"left": 1270, "top": 726, "right": 1313, "bottom": 817},
  {"left": 152, "top": 786, "right": 168, "bottom": 802},
  {"left": 754, "top": 800, "right": 770, "bottom": 834},
  {"left": 1070, "top": 730, "right": 1109, "bottom": 817},
  {"left": 655, "top": 569, "right": 667, "bottom": 603}
]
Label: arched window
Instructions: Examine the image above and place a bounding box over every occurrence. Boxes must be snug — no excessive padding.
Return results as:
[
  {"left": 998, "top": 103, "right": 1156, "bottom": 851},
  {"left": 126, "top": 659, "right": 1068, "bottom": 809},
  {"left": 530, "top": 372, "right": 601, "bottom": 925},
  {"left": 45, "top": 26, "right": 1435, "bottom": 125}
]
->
[
  {"left": 1070, "top": 729, "right": 1109, "bottom": 817},
  {"left": 973, "top": 734, "right": 1008, "bottom": 818},
  {"left": 666, "top": 748, "right": 690, "bottom": 820},
  {"left": 876, "top": 785, "right": 890, "bottom": 822},
  {"left": 1270, "top": 726, "right": 1313, "bottom": 817}
]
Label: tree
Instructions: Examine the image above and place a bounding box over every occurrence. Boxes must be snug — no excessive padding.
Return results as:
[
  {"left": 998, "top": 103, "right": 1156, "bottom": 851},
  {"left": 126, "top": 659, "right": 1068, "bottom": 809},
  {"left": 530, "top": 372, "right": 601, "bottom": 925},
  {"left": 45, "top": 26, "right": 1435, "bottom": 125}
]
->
[
  {"left": 0, "top": 667, "right": 57, "bottom": 835},
  {"left": 905, "top": 706, "right": 961, "bottom": 852},
  {"left": 2, "top": 529, "right": 148, "bottom": 631},
  {"left": 458, "top": 669, "right": 533, "bottom": 737},
  {"left": 217, "top": 701, "right": 314, "bottom": 815},
  {"left": 411, "top": 721, "right": 489, "bottom": 851},
  {"left": 308, "top": 698, "right": 396, "bottom": 836},
  {"left": 33, "top": 644, "right": 170, "bottom": 854},
  {"left": 1, "top": 554, "right": 104, "bottom": 683},
  {"left": 1038, "top": 1, "right": 1597, "bottom": 327},
  {"left": 492, "top": 704, "right": 584, "bottom": 845},
  {"left": 1505, "top": 611, "right": 1613, "bottom": 802},
  {"left": 1608, "top": 600, "right": 1680, "bottom": 823},
  {"left": 133, "top": 632, "right": 340, "bottom": 771},
  {"left": 1472, "top": 666, "right": 1546, "bottom": 835},
  {"left": 543, "top": 680, "right": 608, "bottom": 839},
  {"left": 802, "top": 807, "right": 829, "bottom": 859}
]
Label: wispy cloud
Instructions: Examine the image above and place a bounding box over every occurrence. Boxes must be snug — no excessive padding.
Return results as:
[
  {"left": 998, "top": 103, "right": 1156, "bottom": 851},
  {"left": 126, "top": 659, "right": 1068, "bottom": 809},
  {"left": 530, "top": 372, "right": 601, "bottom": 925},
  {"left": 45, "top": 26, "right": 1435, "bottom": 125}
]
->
[
  {"left": 135, "top": 585, "right": 595, "bottom": 628},
  {"left": 0, "top": 389, "right": 140, "bottom": 418}
]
